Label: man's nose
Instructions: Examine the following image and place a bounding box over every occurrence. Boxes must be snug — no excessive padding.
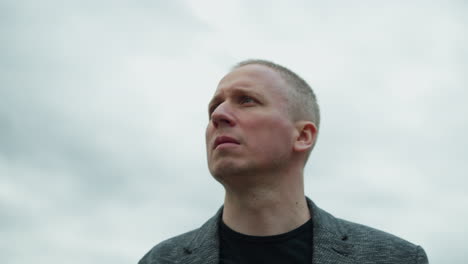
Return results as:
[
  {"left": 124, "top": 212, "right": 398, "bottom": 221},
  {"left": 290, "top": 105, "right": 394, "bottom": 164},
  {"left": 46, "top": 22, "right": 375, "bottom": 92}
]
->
[{"left": 211, "top": 102, "right": 235, "bottom": 128}]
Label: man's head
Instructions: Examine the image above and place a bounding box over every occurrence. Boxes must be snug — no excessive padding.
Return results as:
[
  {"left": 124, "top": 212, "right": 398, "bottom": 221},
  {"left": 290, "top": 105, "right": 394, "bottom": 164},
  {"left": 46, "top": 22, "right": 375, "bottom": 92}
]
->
[{"left": 205, "top": 60, "right": 319, "bottom": 184}]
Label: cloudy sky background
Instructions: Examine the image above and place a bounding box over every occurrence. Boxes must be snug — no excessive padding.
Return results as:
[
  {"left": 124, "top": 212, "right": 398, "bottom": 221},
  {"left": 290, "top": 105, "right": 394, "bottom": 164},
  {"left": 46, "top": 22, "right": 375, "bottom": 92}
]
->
[{"left": 1, "top": 0, "right": 466, "bottom": 263}]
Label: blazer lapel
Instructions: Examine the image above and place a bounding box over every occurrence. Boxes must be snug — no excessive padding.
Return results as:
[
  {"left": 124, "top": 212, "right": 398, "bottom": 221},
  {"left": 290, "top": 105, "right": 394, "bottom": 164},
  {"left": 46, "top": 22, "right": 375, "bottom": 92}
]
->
[
  {"left": 179, "top": 208, "right": 222, "bottom": 264},
  {"left": 307, "top": 198, "right": 355, "bottom": 264}
]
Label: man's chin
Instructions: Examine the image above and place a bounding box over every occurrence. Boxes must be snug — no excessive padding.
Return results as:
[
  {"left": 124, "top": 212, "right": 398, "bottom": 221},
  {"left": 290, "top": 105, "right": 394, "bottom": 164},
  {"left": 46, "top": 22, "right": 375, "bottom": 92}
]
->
[{"left": 210, "top": 164, "right": 250, "bottom": 181}]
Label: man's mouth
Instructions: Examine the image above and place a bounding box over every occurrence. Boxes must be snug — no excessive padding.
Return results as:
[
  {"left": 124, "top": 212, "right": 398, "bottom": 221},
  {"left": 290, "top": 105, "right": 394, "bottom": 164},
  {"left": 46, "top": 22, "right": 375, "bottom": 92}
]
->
[{"left": 214, "top": 136, "right": 240, "bottom": 149}]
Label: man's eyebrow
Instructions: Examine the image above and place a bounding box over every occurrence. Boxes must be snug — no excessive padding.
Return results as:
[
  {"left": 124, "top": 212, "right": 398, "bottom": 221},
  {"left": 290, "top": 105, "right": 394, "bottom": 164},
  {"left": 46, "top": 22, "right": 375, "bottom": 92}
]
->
[
  {"left": 208, "top": 94, "right": 222, "bottom": 110},
  {"left": 231, "top": 87, "right": 261, "bottom": 97}
]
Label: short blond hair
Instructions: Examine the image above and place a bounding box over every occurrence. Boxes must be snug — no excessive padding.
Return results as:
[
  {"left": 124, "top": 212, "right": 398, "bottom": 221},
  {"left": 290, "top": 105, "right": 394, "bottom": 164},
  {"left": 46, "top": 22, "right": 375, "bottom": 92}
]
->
[{"left": 233, "top": 59, "right": 320, "bottom": 129}]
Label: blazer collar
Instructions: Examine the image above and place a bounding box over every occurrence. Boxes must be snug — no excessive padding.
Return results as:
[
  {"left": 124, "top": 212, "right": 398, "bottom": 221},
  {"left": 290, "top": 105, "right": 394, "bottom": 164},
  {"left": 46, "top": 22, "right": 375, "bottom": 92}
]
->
[
  {"left": 179, "top": 207, "right": 222, "bottom": 264},
  {"left": 181, "top": 197, "right": 355, "bottom": 264},
  {"left": 308, "top": 198, "right": 355, "bottom": 263}
]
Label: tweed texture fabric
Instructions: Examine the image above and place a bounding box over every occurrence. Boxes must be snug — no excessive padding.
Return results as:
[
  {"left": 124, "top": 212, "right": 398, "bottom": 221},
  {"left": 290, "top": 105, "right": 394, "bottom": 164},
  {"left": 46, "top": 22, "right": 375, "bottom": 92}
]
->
[{"left": 139, "top": 198, "right": 428, "bottom": 264}]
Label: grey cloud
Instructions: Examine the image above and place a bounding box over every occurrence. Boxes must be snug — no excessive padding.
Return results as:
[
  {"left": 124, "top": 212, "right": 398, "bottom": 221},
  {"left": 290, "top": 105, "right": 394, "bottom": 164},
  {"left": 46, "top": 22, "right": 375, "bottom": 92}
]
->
[
  {"left": 1, "top": 1, "right": 212, "bottom": 263},
  {"left": 1, "top": 1, "right": 467, "bottom": 264}
]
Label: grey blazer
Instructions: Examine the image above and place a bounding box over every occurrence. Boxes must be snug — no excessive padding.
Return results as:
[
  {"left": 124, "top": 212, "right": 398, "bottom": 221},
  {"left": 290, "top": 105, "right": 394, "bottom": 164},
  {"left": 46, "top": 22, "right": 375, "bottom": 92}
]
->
[{"left": 139, "top": 198, "right": 428, "bottom": 264}]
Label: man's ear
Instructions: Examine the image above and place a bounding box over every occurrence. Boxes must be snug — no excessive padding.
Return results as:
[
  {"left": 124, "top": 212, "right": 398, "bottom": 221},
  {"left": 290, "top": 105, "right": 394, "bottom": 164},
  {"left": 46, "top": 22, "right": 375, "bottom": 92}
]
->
[{"left": 293, "top": 121, "right": 318, "bottom": 153}]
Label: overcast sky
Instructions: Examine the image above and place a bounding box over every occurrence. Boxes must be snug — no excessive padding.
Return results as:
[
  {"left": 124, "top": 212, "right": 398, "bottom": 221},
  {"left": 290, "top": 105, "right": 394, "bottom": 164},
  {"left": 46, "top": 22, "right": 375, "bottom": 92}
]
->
[{"left": 1, "top": 0, "right": 467, "bottom": 263}]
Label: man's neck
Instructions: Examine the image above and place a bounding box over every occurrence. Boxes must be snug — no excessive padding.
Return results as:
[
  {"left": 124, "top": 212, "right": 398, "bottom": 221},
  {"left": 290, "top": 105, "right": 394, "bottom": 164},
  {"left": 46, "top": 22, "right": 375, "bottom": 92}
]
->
[{"left": 221, "top": 178, "right": 310, "bottom": 236}]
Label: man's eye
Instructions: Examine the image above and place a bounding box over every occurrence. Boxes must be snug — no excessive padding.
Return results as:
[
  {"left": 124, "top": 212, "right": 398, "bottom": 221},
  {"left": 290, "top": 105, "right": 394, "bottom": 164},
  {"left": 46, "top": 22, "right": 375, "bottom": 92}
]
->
[{"left": 240, "top": 96, "right": 255, "bottom": 104}]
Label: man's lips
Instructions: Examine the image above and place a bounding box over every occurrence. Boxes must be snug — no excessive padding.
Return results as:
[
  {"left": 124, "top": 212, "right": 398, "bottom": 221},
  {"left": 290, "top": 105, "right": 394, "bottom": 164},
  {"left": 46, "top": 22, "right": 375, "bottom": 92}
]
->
[{"left": 213, "top": 136, "right": 240, "bottom": 149}]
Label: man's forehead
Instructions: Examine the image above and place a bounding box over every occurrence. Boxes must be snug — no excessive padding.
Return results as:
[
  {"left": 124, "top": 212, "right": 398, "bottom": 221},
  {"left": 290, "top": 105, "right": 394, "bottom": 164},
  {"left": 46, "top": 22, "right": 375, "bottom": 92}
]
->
[
  {"left": 215, "top": 64, "right": 285, "bottom": 94},
  {"left": 222, "top": 64, "right": 278, "bottom": 81}
]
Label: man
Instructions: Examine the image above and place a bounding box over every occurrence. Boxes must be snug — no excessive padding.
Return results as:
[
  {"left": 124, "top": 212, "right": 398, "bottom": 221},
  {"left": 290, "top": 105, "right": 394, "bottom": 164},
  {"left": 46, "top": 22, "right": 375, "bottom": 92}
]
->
[{"left": 139, "top": 60, "right": 428, "bottom": 264}]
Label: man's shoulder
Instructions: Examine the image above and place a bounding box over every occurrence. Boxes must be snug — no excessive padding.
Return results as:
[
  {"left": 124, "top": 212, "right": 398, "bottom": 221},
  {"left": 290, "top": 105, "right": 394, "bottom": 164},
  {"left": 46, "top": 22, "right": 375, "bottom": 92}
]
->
[
  {"left": 334, "top": 216, "right": 428, "bottom": 263},
  {"left": 337, "top": 216, "right": 411, "bottom": 244},
  {"left": 138, "top": 229, "right": 198, "bottom": 264},
  {"left": 310, "top": 200, "right": 428, "bottom": 263},
  {"left": 138, "top": 208, "right": 222, "bottom": 264}
]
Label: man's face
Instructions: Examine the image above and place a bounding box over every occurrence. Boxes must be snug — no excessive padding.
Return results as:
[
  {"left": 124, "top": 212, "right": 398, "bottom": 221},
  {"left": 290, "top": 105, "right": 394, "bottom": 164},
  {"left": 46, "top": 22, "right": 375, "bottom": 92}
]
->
[{"left": 205, "top": 64, "right": 297, "bottom": 181}]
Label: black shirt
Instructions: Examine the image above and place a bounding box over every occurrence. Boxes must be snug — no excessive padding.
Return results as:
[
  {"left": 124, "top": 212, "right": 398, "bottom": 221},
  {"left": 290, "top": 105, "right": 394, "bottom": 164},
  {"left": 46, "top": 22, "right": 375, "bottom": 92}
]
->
[{"left": 219, "top": 219, "right": 313, "bottom": 264}]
